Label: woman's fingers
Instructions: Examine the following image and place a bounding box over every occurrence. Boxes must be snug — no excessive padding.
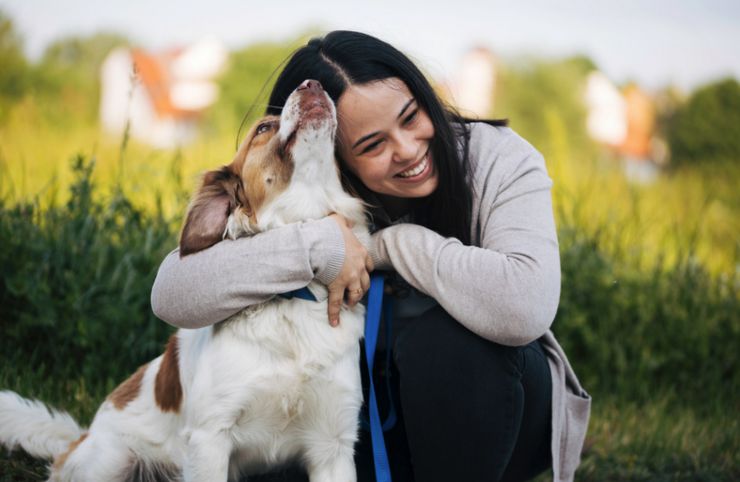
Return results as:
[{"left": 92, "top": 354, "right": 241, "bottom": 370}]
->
[
  {"left": 327, "top": 276, "right": 366, "bottom": 325},
  {"left": 327, "top": 285, "right": 344, "bottom": 327},
  {"left": 346, "top": 284, "right": 365, "bottom": 307}
]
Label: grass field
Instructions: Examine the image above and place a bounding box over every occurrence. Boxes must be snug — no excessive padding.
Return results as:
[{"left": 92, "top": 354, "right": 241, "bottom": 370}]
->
[{"left": 1, "top": 95, "right": 738, "bottom": 480}]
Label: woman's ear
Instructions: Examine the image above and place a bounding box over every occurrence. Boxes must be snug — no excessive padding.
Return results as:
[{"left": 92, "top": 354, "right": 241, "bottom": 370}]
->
[{"left": 179, "top": 166, "right": 244, "bottom": 257}]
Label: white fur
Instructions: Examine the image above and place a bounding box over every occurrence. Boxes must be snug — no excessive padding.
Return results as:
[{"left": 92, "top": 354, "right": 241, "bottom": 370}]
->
[
  {"left": 0, "top": 85, "right": 368, "bottom": 482},
  {"left": 0, "top": 391, "right": 82, "bottom": 459}
]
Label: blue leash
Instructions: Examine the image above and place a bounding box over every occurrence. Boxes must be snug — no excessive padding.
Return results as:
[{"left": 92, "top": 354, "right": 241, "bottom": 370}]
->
[{"left": 365, "top": 274, "right": 393, "bottom": 482}]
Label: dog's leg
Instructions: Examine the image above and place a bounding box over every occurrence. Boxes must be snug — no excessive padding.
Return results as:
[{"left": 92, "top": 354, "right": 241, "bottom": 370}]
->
[
  {"left": 301, "top": 405, "right": 358, "bottom": 482},
  {"left": 183, "top": 427, "right": 232, "bottom": 482},
  {"left": 306, "top": 456, "right": 356, "bottom": 482},
  {"left": 51, "top": 431, "right": 134, "bottom": 482},
  {"left": 301, "top": 352, "right": 361, "bottom": 482}
]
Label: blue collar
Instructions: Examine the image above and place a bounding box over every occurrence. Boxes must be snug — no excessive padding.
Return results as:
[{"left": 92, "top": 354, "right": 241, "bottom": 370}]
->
[{"left": 278, "top": 287, "right": 317, "bottom": 302}]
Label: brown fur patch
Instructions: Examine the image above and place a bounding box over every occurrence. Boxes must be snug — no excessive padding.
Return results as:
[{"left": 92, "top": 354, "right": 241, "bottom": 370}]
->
[
  {"left": 231, "top": 114, "right": 294, "bottom": 226},
  {"left": 178, "top": 114, "right": 291, "bottom": 256},
  {"left": 240, "top": 132, "right": 294, "bottom": 222},
  {"left": 108, "top": 363, "right": 148, "bottom": 410},
  {"left": 155, "top": 334, "right": 183, "bottom": 412},
  {"left": 179, "top": 166, "right": 243, "bottom": 256},
  {"left": 53, "top": 433, "right": 88, "bottom": 470}
]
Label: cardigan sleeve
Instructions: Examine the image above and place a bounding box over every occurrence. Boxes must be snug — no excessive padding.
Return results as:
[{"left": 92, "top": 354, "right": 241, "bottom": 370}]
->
[
  {"left": 368, "top": 125, "right": 561, "bottom": 346},
  {"left": 151, "top": 216, "right": 345, "bottom": 329}
]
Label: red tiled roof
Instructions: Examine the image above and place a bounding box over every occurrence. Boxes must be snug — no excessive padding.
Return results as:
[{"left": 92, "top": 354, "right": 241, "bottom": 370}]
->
[{"left": 131, "top": 49, "right": 200, "bottom": 119}]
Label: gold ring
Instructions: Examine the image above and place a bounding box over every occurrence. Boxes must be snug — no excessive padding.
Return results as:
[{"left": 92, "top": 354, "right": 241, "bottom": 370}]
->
[{"left": 354, "top": 288, "right": 363, "bottom": 295}]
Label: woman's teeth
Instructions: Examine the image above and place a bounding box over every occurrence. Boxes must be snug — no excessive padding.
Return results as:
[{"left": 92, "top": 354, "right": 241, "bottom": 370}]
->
[{"left": 397, "top": 155, "right": 428, "bottom": 178}]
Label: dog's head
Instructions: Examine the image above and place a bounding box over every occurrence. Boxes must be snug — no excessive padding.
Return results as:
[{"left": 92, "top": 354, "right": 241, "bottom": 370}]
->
[{"left": 179, "top": 80, "right": 341, "bottom": 256}]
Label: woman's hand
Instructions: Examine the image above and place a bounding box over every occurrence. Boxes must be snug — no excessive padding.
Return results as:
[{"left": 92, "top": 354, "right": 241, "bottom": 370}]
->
[{"left": 327, "top": 213, "right": 373, "bottom": 326}]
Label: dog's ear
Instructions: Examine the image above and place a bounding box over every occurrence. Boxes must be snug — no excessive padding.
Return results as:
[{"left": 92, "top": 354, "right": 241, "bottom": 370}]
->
[{"left": 179, "top": 166, "right": 244, "bottom": 257}]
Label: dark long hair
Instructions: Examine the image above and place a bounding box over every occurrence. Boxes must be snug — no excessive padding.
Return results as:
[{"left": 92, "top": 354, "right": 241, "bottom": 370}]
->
[{"left": 267, "top": 30, "right": 506, "bottom": 244}]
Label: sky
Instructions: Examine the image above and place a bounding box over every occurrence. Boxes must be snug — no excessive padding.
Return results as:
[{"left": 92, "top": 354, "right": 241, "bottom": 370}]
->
[{"left": 2, "top": 0, "right": 739, "bottom": 92}]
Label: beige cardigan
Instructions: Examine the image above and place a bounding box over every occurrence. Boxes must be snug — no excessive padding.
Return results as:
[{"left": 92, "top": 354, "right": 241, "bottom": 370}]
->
[{"left": 151, "top": 123, "right": 590, "bottom": 481}]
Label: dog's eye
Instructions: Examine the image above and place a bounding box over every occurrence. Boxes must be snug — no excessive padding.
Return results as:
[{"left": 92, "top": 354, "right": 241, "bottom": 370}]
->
[{"left": 256, "top": 123, "right": 273, "bottom": 135}]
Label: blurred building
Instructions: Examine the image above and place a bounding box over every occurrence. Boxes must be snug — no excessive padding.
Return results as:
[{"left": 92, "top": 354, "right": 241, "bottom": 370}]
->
[
  {"left": 584, "top": 71, "right": 660, "bottom": 182},
  {"left": 585, "top": 71, "right": 627, "bottom": 147},
  {"left": 100, "top": 38, "right": 227, "bottom": 148},
  {"left": 441, "top": 46, "right": 497, "bottom": 118},
  {"left": 621, "top": 84, "right": 657, "bottom": 159}
]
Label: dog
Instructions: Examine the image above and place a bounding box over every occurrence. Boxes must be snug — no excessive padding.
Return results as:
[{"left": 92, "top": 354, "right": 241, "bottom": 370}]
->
[{"left": 0, "top": 79, "right": 369, "bottom": 482}]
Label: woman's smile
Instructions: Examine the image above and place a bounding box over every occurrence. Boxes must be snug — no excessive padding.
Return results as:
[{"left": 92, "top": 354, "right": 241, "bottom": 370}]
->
[{"left": 395, "top": 149, "right": 432, "bottom": 180}]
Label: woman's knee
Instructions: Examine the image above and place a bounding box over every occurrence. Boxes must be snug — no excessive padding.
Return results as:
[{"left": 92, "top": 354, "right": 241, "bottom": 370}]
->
[{"left": 393, "top": 306, "right": 524, "bottom": 383}]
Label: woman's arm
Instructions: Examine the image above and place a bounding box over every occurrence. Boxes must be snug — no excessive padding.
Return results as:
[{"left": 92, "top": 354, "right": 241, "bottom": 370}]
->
[
  {"left": 369, "top": 125, "right": 561, "bottom": 346},
  {"left": 151, "top": 217, "right": 345, "bottom": 328}
]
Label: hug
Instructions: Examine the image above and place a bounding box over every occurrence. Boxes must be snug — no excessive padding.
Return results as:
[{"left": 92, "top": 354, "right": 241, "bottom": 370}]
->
[{"left": 153, "top": 30, "right": 591, "bottom": 482}]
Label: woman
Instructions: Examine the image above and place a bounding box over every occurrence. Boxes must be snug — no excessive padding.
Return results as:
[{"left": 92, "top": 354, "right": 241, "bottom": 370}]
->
[{"left": 151, "top": 31, "right": 590, "bottom": 482}]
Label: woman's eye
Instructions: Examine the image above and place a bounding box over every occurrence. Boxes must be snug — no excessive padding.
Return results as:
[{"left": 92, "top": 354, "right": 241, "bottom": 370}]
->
[
  {"left": 362, "top": 140, "right": 383, "bottom": 154},
  {"left": 403, "top": 109, "right": 418, "bottom": 125}
]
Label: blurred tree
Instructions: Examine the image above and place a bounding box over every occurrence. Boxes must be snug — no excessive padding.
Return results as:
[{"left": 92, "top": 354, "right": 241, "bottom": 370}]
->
[
  {"left": 0, "top": 10, "right": 30, "bottom": 120},
  {"left": 667, "top": 78, "right": 740, "bottom": 166},
  {"left": 492, "top": 55, "right": 599, "bottom": 166},
  {"left": 34, "top": 32, "right": 130, "bottom": 121},
  {"left": 41, "top": 32, "right": 129, "bottom": 81}
]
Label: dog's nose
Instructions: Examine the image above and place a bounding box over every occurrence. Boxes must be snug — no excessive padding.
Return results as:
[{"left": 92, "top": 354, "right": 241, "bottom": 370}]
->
[{"left": 297, "top": 79, "right": 323, "bottom": 92}]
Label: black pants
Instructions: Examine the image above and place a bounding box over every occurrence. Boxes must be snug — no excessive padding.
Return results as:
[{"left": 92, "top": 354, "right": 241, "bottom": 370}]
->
[{"left": 251, "top": 305, "right": 552, "bottom": 482}]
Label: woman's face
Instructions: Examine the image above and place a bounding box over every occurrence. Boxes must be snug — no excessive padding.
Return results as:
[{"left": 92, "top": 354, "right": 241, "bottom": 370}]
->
[{"left": 336, "top": 77, "right": 438, "bottom": 199}]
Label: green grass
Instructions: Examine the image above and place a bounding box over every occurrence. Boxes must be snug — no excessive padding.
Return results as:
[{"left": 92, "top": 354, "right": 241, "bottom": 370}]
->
[
  {"left": 557, "top": 227, "right": 739, "bottom": 406},
  {"left": 0, "top": 158, "right": 178, "bottom": 388},
  {"left": 0, "top": 451, "right": 46, "bottom": 482},
  {"left": 545, "top": 397, "right": 740, "bottom": 482}
]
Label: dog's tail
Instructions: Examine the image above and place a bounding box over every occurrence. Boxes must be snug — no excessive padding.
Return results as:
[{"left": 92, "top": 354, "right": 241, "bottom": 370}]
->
[{"left": 0, "top": 390, "right": 84, "bottom": 459}]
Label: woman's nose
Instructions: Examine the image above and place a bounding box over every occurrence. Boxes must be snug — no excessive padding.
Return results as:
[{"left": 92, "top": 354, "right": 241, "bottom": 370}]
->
[{"left": 392, "top": 132, "right": 418, "bottom": 163}]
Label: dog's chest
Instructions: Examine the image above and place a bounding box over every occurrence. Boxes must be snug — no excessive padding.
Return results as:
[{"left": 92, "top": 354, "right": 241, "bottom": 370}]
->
[
  {"left": 219, "top": 298, "right": 363, "bottom": 364},
  {"left": 205, "top": 300, "right": 364, "bottom": 468}
]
